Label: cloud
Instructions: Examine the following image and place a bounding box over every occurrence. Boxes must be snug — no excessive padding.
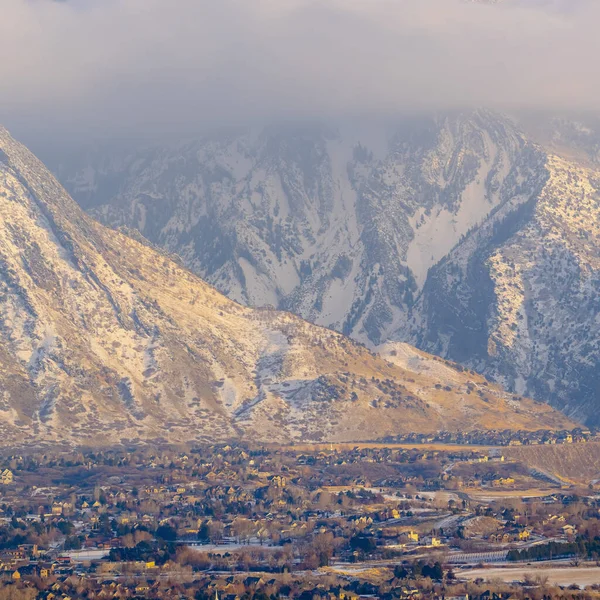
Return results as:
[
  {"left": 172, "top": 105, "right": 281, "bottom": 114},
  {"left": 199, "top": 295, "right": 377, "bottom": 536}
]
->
[{"left": 1, "top": 0, "right": 599, "bottom": 142}]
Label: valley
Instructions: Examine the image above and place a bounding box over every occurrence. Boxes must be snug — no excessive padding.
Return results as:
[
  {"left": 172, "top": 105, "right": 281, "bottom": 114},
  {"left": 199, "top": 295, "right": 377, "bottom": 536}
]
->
[
  {"left": 2, "top": 0, "right": 599, "bottom": 598},
  {"left": 1, "top": 439, "right": 600, "bottom": 598}
]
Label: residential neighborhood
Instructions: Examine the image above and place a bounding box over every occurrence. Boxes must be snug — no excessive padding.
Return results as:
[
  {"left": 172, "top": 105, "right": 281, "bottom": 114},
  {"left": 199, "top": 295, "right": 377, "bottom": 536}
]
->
[{"left": 0, "top": 436, "right": 599, "bottom": 598}]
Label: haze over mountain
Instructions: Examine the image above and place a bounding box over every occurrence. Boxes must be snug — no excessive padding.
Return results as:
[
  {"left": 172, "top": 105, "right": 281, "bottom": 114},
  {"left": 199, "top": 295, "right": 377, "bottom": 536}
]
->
[
  {"left": 2, "top": 0, "right": 600, "bottom": 147},
  {"left": 58, "top": 111, "right": 520, "bottom": 345},
  {"left": 0, "top": 126, "right": 571, "bottom": 447},
  {"left": 55, "top": 112, "right": 600, "bottom": 426}
]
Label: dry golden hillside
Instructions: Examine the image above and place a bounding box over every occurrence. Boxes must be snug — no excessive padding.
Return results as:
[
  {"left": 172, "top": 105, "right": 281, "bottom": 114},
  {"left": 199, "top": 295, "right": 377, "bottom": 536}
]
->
[
  {"left": 504, "top": 442, "right": 600, "bottom": 485},
  {"left": 0, "top": 126, "right": 575, "bottom": 447}
]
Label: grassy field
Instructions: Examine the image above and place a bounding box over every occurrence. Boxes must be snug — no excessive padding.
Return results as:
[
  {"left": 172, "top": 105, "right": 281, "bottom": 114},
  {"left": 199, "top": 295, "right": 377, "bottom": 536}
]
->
[
  {"left": 504, "top": 442, "right": 600, "bottom": 485},
  {"left": 460, "top": 565, "right": 600, "bottom": 588},
  {"left": 466, "top": 488, "right": 558, "bottom": 501}
]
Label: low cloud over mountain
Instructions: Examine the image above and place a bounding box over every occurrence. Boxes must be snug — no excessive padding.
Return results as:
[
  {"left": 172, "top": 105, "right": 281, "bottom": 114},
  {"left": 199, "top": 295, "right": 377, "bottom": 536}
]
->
[{"left": 2, "top": 0, "right": 600, "bottom": 145}]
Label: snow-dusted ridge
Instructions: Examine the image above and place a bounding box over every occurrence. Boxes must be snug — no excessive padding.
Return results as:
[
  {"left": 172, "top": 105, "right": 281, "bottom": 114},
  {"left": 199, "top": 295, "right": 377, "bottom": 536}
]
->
[
  {"left": 59, "top": 111, "right": 529, "bottom": 346},
  {"left": 0, "top": 125, "right": 571, "bottom": 446},
  {"left": 53, "top": 111, "right": 600, "bottom": 425}
]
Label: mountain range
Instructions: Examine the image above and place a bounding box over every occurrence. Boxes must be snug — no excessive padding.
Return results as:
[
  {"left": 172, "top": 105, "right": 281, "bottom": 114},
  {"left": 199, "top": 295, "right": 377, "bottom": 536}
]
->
[
  {"left": 52, "top": 111, "right": 600, "bottom": 425},
  {"left": 0, "top": 124, "right": 572, "bottom": 447}
]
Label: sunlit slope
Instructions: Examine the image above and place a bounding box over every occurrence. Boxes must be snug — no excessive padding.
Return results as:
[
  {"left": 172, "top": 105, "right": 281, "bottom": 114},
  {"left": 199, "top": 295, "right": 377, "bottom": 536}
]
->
[{"left": 0, "top": 126, "right": 573, "bottom": 446}]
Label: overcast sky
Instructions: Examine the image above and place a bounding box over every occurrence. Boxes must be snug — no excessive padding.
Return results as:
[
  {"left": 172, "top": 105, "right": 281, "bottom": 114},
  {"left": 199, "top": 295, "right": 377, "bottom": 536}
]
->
[{"left": 1, "top": 0, "right": 599, "bottom": 146}]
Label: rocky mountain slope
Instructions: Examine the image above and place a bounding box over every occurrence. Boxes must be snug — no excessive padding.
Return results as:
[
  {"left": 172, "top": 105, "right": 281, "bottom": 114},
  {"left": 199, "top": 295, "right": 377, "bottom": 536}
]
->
[
  {"left": 409, "top": 150, "right": 600, "bottom": 425},
  {"left": 57, "top": 111, "right": 532, "bottom": 347},
  {"left": 53, "top": 112, "right": 600, "bottom": 426},
  {"left": 406, "top": 116, "right": 600, "bottom": 426},
  {"left": 0, "top": 125, "right": 571, "bottom": 447}
]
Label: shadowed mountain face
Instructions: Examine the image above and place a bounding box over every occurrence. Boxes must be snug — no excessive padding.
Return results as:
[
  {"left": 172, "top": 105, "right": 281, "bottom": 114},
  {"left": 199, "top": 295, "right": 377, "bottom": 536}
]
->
[
  {"left": 408, "top": 152, "right": 600, "bottom": 426},
  {"left": 0, "top": 125, "right": 572, "bottom": 447},
  {"left": 52, "top": 111, "right": 600, "bottom": 426},
  {"left": 57, "top": 112, "right": 532, "bottom": 346}
]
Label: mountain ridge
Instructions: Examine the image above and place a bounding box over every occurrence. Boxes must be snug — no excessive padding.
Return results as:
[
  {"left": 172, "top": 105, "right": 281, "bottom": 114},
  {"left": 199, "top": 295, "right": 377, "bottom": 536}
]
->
[
  {"left": 58, "top": 111, "right": 531, "bottom": 346},
  {"left": 51, "top": 112, "right": 600, "bottom": 425},
  {"left": 0, "top": 125, "right": 571, "bottom": 447},
  {"left": 408, "top": 151, "right": 600, "bottom": 425}
]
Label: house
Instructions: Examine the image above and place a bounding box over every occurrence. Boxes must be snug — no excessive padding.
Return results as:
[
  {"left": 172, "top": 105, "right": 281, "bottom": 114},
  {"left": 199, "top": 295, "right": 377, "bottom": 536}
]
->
[
  {"left": 268, "top": 475, "right": 286, "bottom": 488},
  {"left": 518, "top": 529, "right": 531, "bottom": 541},
  {"left": 1, "top": 469, "right": 13, "bottom": 485},
  {"left": 1, "top": 549, "right": 26, "bottom": 565},
  {"left": 407, "top": 531, "right": 419, "bottom": 543}
]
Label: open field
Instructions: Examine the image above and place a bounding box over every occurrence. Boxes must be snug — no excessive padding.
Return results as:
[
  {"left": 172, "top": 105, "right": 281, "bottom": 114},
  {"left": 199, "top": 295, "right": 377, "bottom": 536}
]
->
[
  {"left": 460, "top": 565, "right": 600, "bottom": 588},
  {"left": 504, "top": 442, "right": 600, "bottom": 485},
  {"left": 466, "top": 488, "right": 558, "bottom": 501}
]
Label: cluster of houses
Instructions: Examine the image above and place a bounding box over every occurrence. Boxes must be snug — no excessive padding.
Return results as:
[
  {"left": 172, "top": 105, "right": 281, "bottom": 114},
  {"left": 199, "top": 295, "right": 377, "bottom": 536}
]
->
[
  {"left": 0, "top": 443, "right": 597, "bottom": 599},
  {"left": 382, "top": 427, "right": 594, "bottom": 447}
]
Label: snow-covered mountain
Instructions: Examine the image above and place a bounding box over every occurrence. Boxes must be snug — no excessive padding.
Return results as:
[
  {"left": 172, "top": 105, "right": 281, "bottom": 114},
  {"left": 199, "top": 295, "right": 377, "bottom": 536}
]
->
[
  {"left": 408, "top": 150, "right": 600, "bottom": 426},
  {"left": 53, "top": 111, "right": 600, "bottom": 425},
  {"left": 57, "top": 111, "right": 532, "bottom": 346},
  {"left": 1, "top": 125, "right": 569, "bottom": 447}
]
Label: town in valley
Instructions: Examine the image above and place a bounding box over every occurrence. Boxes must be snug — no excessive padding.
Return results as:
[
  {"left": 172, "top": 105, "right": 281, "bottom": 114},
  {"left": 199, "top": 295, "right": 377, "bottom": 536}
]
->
[{"left": 1, "top": 429, "right": 600, "bottom": 599}]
